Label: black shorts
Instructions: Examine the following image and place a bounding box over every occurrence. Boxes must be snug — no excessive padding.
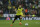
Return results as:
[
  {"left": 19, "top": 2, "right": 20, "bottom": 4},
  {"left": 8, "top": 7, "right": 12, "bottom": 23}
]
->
[{"left": 15, "top": 15, "right": 21, "bottom": 19}]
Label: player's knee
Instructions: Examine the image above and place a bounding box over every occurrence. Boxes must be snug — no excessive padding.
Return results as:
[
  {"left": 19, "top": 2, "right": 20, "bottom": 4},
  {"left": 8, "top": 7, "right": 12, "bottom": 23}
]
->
[{"left": 20, "top": 17, "right": 22, "bottom": 19}]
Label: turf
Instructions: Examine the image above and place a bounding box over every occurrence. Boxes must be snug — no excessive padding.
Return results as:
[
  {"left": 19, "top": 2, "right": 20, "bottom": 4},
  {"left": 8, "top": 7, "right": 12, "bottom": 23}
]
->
[{"left": 0, "top": 20, "right": 40, "bottom": 27}]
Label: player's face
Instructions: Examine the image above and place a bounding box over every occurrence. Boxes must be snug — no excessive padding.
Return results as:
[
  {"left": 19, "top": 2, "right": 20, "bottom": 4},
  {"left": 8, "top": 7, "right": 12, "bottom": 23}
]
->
[{"left": 19, "top": 5, "right": 21, "bottom": 8}]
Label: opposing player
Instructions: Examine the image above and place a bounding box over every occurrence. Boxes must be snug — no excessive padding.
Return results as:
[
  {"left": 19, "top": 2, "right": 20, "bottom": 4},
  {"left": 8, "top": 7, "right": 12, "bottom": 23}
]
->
[{"left": 12, "top": 5, "right": 24, "bottom": 24}]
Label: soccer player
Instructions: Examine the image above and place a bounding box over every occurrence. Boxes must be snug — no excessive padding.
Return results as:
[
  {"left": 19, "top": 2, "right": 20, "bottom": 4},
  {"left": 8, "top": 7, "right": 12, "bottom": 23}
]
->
[{"left": 12, "top": 5, "right": 24, "bottom": 24}]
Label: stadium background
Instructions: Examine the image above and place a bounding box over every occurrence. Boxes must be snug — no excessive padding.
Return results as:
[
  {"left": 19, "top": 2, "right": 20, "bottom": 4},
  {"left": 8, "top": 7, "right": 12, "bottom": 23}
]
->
[
  {"left": 0, "top": 0, "right": 40, "bottom": 27},
  {"left": 0, "top": 0, "right": 40, "bottom": 20}
]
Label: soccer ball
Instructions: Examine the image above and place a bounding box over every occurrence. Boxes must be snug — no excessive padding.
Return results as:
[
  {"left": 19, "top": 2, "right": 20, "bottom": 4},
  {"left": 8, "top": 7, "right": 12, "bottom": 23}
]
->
[{"left": 25, "top": 23, "right": 28, "bottom": 26}]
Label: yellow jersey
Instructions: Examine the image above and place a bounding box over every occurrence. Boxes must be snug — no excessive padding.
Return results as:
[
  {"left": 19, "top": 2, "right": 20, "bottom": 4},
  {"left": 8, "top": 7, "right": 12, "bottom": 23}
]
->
[{"left": 16, "top": 8, "right": 23, "bottom": 16}]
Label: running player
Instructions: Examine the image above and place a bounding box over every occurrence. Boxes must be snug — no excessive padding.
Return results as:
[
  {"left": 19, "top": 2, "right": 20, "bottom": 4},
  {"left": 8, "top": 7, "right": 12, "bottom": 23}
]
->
[{"left": 12, "top": 5, "right": 24, "bottom": 24}]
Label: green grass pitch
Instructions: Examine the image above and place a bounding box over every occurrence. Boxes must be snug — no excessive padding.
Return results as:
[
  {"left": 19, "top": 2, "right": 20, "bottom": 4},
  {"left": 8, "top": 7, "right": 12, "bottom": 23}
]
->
[{"left": 0, "top": 20, "right": 40, "bottom": 27}]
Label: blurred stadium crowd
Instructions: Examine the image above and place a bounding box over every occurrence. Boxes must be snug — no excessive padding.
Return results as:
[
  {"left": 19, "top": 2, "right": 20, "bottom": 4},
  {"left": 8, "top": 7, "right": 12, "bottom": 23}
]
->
[{"left": 0, "top": 0, "right": 40, "bottom": 17}]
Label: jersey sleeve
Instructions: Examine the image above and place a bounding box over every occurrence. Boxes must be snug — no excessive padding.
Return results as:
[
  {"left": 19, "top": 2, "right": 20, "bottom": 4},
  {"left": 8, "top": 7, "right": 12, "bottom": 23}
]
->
[{"left": 21, "top": 8, "right": 23, "bottom": 10}]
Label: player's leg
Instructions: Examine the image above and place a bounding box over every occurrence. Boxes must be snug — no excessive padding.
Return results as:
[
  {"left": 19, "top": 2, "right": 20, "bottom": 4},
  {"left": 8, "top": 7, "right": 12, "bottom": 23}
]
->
[
  {"left": 12, "top": 16, "right": 17, "bottom": 24},
  {"left": 20, "top": 17, "right": 22, "bottom": 22},
  {"left": 10, "top": 17, "right": 17, "bottom": 26},
  {"left": 19, "top": 15, "right": 22, "bottom": 24},
  {"left": 12, "top": 18, "right": 16, "bottom": 24}
]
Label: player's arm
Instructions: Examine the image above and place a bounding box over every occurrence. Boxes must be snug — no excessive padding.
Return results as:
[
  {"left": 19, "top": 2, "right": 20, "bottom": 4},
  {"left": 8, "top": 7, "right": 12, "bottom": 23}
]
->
[
  {"left": 15, "top": 8, "right": 17, "bottom": 13},
  {"left": 22, "top": 8, "right": 25, "bottom": 17}
]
